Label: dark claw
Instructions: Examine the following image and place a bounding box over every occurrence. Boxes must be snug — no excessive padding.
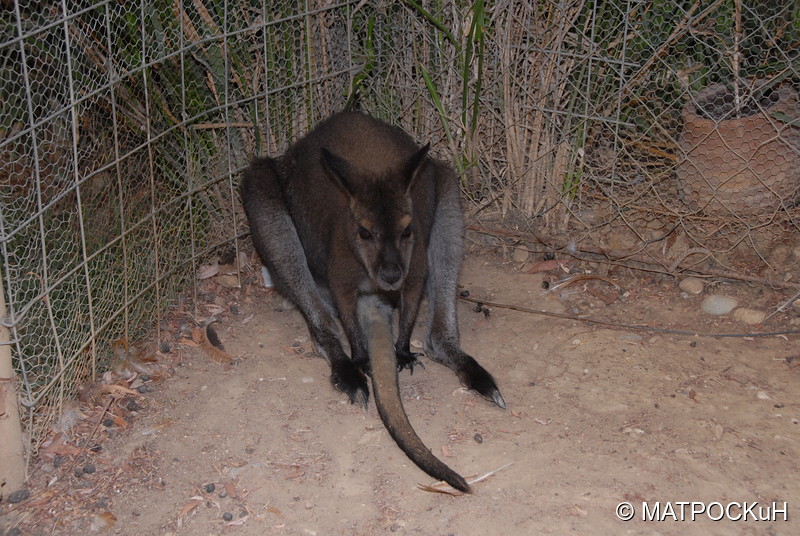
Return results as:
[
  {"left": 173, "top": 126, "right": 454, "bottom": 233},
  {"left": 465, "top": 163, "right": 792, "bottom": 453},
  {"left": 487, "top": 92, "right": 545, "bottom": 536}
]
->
[
  {"left": 351, "top": 388, "right": 369, "bottom": 410},
  {"left": 491, "top": 389, "right": 507, "bottom": 409},
  {"left": 458, "top": 359, "right": 506, "bottom": 408},
  {"left": 396, "top": 349, "right": 424, "bottom": 375},
  {"left": 330, "top": 360, "right": 370, "bottom": 410}
]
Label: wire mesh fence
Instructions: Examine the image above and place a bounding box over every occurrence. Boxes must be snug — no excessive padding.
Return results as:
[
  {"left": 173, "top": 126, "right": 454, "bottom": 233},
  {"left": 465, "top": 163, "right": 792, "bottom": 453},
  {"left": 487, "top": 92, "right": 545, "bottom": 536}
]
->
[
  {"left": 0, "top": 0, "right": 358, "bottom": 465},
  {"left": 1, "top": 0, "right": 798, "bottom": 466}
]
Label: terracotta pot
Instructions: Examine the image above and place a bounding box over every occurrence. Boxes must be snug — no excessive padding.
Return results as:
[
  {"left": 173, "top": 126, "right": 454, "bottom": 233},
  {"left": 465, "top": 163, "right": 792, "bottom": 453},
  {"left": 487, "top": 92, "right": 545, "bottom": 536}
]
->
[{"left": 677, "top": 82, "right": 800, "bottom": 216}]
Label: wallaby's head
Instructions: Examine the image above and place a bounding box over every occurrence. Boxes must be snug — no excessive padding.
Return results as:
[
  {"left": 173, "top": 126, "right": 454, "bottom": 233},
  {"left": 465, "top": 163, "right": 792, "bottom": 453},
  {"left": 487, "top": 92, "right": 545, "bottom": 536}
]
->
[{"left": 320, "top": 143, "right": 430, "bottom": 292}]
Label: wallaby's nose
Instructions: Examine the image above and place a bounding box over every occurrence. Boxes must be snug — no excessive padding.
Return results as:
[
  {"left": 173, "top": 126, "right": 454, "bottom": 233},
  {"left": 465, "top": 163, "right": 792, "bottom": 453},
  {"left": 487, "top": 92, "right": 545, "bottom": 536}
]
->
[{"left": 380, "top": 264, "right": 402, "bottom": 285}]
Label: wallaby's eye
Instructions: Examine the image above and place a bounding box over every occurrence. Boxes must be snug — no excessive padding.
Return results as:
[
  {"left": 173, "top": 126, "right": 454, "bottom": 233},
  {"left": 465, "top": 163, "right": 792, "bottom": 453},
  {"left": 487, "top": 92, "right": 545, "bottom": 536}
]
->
[
  {"left": 401, "top": 224, "right": 413, "bottom": 239},
  {"left": 358, "top": 226, "right": 373, "bottom": 240}
]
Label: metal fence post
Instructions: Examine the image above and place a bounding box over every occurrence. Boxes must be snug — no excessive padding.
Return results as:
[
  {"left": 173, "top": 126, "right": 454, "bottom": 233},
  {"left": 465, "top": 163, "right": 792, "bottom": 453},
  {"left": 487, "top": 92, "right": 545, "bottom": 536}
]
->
[{"left": 0, "top": 279, "right": 26, "bottom": 495}]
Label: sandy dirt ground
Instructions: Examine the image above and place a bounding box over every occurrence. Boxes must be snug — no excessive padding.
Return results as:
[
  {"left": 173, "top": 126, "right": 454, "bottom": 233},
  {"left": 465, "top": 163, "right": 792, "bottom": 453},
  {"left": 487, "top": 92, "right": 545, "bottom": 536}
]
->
[{"left": 3, "top": 246, "right": 799, "bottom": 536}]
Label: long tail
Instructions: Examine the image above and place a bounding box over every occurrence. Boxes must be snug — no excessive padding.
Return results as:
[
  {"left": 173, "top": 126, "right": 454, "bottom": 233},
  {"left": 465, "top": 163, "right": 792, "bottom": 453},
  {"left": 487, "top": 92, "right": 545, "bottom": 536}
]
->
[{"left": 358, "top": 296, "right": 471, "bottom": 493}]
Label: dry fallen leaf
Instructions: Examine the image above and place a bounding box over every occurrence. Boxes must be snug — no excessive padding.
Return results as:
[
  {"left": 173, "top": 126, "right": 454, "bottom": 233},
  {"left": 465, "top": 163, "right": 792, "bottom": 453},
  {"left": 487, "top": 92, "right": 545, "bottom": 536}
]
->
[
  {"left": 178, "top": 496, "right": 204, "bottom": 518},
  {"left": 103, "top": 384, "right": 139, "bottom": 397},
  {"left": 418, "top": 462, "right": 514, "bottom": 495},
  {"left": 224, "top": 481, "right": 238, "bottom": 499},
  {"left": 140, "top": 418, "right": 174, "bottom": 436},
  {"left": 90, "top": 512, "right": 117, "bottom": 532},
  {"left": 193, "top": 326, "right": 234, "bottom": 365},
  {"left": 39, "top": 432, "right": 81, "bottom": 459},
  {"left": 523, "top": 259, "right": 561, "bottom": 274},
  {"left": 197, "top": 264, "right": 220, "bottom": 279}
]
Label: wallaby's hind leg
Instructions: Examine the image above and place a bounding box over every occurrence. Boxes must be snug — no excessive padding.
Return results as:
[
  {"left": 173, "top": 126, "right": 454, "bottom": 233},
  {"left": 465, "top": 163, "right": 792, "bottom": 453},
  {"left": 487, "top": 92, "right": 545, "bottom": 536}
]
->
[
  {"left": 241, "top": 158, "right": 369, "bottom": 406},
  {"left": 423, "top": 167, "right": 506, "bottom": 408}
]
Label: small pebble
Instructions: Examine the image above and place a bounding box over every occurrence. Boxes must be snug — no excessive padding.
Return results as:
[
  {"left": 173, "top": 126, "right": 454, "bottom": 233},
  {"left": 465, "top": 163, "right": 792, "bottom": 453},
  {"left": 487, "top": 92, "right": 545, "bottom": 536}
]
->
[
  {"left": 711, "top": 423, "right": 724, "bottom": 441},
  {"left": 473, "top": 433, "right": 483, "bottom": 444},
  {"left": 159, "top": 342, "right": 171, "bottom": 353},
  {"left": 701, "top": 294, "right": 738, "bottom": 315},
  {"left": 218, "top": 490, "right": 228, "bottom": 498},
  {"left": 459, "top": 289, "right": 470, "bottom": 298},
  {"left": 222, "top": 512, "right": 233, "bottom": 522},
  {"left": 102, "top": 418, "right": 114, "bottom": 427},
  {"left": 205, "top": 483, "right": 216, "bottom": 493},
  {"left": 7, "top": 489, "right": 31, "bottom": 504},
  {"left": 126, "top": 400, "right": 141, "bottom": 412},
  {"left": 732, "top": 307, "right": 767, "bottom": 325},
  {"left": 512, "top": 246, "right": 529, "bottom": 263},
  {"left": 83, "top": 464, "right": 96, "bottom": 474},
  {"left": 230, "top": 305, "right": 239, "bottom": 315},
  {"left": 678, "top": 277, "right": 704, "bottom": 295}
]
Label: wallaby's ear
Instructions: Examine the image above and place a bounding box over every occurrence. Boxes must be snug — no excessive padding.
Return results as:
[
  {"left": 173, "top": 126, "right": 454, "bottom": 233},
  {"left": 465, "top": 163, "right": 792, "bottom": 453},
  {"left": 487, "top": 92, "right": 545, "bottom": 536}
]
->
[
  {"left": 404, "top": 143, "right": 430, "bottom": 191},
  {"left": 320, "top": 147, "right": 355, "bottom": 196}
]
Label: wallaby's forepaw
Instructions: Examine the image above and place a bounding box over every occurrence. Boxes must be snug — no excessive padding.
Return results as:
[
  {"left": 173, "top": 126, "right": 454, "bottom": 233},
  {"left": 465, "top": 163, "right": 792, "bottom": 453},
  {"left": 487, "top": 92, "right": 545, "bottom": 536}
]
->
[
  {"left": 331, "top": 360, "right": 370, "bottom": 409},
  {"left": 459, "top": 360, "right": 507, "bottom": 409},
  {"left": 353, "top": 356, "right": 372, "bottom": 377},
  {"left": 396, "top": 349, "right": 425, "bottom": 375}
]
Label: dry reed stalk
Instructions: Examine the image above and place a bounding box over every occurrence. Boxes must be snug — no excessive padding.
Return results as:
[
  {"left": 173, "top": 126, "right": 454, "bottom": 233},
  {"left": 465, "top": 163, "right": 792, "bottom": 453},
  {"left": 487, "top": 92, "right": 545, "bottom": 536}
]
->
[
  {"left": 494, "top": 0, "right": 585, "bottom": 227},
  {"left": 315, "top": 2, "right": 333, "bottom": 114},
  {"left": 552, "top": 140, "right": 571, "bottom": 227},
  {"left": 497, "top": 1, "right": 529, "bottom": 215}
]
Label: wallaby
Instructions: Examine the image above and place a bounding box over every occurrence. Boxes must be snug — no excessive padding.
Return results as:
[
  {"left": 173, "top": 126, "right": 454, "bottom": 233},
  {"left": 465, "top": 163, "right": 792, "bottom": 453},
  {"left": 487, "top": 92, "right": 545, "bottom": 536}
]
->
[{"left": 240, "top": 111, "right": 505, "bottom": 493}]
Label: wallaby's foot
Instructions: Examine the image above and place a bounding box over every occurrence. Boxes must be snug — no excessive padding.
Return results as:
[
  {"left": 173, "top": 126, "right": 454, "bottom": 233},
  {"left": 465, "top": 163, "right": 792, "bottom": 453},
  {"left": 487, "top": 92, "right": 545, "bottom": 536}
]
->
[
  {"left": 458, "top": 359, "right": 506, "bottom": 409},
  {"left": 396, "top": 348, "right": 424, "bottom": 374},
  {"left": 330, "top": 360, "right": 369, "bottom": 409}
]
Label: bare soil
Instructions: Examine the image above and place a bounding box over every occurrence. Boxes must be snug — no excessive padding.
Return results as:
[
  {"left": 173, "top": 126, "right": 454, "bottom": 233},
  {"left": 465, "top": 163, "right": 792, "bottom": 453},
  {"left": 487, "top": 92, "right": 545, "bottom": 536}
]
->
[{"left": 3, "top": 248, "right": 799, "bottom": 536}]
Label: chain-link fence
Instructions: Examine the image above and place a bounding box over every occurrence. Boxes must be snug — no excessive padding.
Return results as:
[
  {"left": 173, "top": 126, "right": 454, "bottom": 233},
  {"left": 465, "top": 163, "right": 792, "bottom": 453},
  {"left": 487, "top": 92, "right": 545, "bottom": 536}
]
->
[
  {"left": 0, "top": 0, "right": 357, "bottom": 465},
  {"left": 1, "top": 0, "right": 798, "bottom": 466},
  {"left": 368, "top": 0, "right": 799, "bottom": 285}
]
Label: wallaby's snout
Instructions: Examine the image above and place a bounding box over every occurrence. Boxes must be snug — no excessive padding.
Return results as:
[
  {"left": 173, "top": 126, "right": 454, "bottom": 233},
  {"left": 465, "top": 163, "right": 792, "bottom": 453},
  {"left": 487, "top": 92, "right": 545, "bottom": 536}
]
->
[
  {"left": 377, "top": 245, "right": 404, "bottom": 290},
  {"left": 378, "top": 262, "right": 402, "bottom": 288}
]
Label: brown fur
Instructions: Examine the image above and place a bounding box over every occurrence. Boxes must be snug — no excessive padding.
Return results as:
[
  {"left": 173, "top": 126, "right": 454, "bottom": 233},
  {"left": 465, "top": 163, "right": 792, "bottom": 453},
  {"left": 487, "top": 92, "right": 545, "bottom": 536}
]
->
[{"left": 240, "top": 111, "right": 505, "bottom": 492}]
